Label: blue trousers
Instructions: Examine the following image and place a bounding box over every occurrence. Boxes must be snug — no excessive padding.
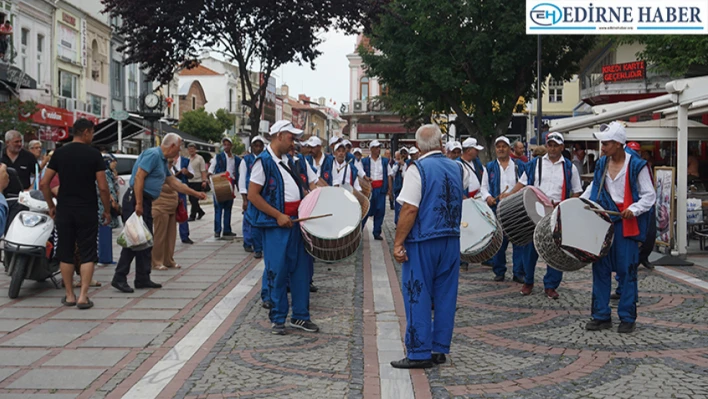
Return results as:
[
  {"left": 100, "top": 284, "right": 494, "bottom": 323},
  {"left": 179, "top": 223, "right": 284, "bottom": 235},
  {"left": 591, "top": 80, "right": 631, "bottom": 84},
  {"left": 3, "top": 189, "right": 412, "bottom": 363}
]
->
[
  {"left": 262, "top": 224, "right": 311, "bottom": 324},
  {"left": 213, "top": 197, "right": 233, "bottom": 234},
  {"left": 523, "top": 243, "right": 563, "bottom": 289},
  {"left": 362, "top": 187, "right": 386, "bottom": 237},
  {"left": 492, "top": 236, "right": 525, "bottom": 278},
  {"left": 178, "top": 193, "right": 189, "bottom": 241},
  {"left": 402, "top": 236, "right": 460, "bottom": 361},
  {"left": 394, "top": 194, "right": 402, "bottom": 225},
  {"left": 592, "top": 222, "right": 639, "bottom": 323},
  {"left": 243, "top": 217, "right": 263, "bottom": 252},
  {"left": 98, "top": 225, "right": 113, "bottom": 264}
]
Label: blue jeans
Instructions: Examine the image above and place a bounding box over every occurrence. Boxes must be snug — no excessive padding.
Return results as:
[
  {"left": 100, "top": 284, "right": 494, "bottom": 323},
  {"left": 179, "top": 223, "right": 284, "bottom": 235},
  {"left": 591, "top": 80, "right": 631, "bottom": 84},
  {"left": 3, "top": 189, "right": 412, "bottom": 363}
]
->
[
  {"left": 492, "top": 237, "right": 525, "bottom": 278},
  {"left": 243, "top": 217, "right": 263, "bottom": 252},
  {"left": 523, "top": 243, "right": 563, "bottom": 289},
  {"left": 213, "top": 197, "right": 233, "bottom": 234},
  {"left": 394, "top": 193, "right": 402, "bottom": 225},
  {"left": 178, "top": 193, "right": 189, "bottom": 241},
  {"left": 362, "top": 187, "right": 386, "bottom": 237},
  {"left": 98, "top": 225, "right": 113, "bottom": 264}
]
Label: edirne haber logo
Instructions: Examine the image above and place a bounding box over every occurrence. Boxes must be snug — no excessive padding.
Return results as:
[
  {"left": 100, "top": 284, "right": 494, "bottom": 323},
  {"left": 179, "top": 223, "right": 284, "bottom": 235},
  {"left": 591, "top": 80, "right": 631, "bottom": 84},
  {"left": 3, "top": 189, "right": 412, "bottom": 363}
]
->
[{"left": 526, "top": 0, "right": 708, "bottom": 34}]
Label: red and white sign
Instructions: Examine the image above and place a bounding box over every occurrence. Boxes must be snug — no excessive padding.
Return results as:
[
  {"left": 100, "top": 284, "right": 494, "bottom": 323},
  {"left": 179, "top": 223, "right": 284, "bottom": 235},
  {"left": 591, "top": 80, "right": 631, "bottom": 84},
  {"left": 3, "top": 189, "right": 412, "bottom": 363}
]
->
[{"left": 21, "top": 104, "right": 100, "bottom": 142}]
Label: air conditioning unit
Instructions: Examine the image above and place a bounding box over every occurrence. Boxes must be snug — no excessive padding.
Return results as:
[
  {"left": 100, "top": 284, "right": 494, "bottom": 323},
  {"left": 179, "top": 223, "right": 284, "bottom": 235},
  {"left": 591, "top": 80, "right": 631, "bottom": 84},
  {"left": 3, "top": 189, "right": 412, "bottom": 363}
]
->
[{"left": 353, "top": 100, "right": 367, "bottom": 113}]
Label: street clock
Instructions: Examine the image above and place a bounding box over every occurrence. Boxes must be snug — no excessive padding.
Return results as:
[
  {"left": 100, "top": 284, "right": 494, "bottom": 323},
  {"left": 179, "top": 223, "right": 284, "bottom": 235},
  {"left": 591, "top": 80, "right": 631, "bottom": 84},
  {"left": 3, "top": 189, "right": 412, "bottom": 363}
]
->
[{"left": 144, "top": 93, "right": 160, "bottom": 110}]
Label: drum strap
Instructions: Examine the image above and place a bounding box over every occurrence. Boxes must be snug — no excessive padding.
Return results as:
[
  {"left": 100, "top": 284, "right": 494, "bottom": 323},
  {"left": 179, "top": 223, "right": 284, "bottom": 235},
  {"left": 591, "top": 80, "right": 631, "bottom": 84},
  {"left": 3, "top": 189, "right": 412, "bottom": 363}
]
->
[
  {"left": 341, "top": 164, "right": 350, "bottom": 185},
  {"left": 279, "top": 161, "right": 304, "bottom": 197},
  {"left": 537, "top": 158, "right": 542, "bottom": 185}
]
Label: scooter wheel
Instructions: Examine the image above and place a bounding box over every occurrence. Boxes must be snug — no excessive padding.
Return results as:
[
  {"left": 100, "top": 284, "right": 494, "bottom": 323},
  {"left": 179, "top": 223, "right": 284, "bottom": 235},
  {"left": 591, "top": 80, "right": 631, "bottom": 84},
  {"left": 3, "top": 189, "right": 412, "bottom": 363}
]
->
[{"left": 8, "top": 254, "right": 29, "bottom": 299}]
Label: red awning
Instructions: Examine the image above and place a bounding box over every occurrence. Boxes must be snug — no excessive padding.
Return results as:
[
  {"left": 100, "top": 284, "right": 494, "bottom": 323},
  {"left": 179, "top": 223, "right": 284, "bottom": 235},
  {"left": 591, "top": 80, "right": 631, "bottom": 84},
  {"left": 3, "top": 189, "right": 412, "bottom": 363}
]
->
[
  {"left": 356, "top": 123, "right": 408, "bottom": 134},
  {"left": 20, "top": 104, "right": 101, "bottom": 142}
]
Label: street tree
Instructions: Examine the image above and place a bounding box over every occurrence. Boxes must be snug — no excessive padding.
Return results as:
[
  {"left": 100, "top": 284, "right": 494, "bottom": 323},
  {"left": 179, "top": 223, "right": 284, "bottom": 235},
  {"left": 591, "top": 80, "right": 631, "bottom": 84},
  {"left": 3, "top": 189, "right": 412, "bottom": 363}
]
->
[
  {"left": 177, "top": 108, "right": 226, "bottom": 143},
  {"left": 360, "top": 0, "right": 596, "bottom": 150},
  {"left": 0, "top": 99, "right": 37, "bottom": 137},
  {"left": 102, "top": 0, "right": 377, "bottom": 138},
  {"left": 617, "top": 36, "right": 708, "bottom": 76}
]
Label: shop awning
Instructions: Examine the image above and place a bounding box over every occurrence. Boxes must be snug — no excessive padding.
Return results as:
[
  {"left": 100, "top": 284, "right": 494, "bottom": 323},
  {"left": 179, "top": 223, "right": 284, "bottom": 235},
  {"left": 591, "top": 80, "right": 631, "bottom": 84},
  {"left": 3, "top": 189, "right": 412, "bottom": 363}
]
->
[
  {"left": 0, "top": 64, "right": 37, "bottom": 90},
  {"left": 93, "top": 116, "right": 218, "bottom": 152},
  {"left": 565, "top": 119, "right": 708, "bottom": 141}
]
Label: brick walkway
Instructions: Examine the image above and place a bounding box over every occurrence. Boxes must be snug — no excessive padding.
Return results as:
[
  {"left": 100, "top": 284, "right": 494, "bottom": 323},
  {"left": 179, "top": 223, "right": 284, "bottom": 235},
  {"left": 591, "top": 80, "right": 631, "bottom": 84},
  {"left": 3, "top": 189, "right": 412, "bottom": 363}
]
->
[{"left": 0, "top": 202, "right": 706, "bottom": 398}]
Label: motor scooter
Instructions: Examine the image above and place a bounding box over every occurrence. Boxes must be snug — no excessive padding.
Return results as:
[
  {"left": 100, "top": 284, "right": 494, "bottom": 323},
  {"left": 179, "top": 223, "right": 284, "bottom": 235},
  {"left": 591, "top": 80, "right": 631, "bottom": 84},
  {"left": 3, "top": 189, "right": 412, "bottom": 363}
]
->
[{"left": 3, "top": 189, "right": 59, "bottom": 299}]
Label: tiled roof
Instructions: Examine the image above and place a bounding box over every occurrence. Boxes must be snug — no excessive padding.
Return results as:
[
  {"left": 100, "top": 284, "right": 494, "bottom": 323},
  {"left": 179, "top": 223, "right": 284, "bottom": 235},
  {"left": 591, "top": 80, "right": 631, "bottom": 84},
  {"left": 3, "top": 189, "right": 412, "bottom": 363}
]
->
[{"left": 179, "top": 65, "right": 221, "bottom": 76}]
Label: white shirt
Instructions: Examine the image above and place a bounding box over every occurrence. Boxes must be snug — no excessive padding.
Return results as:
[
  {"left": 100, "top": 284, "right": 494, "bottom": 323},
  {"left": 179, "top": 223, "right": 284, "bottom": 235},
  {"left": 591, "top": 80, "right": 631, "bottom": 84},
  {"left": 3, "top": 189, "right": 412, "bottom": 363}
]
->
[
  {"left": 354, "top": 158, "right": 365, "bottom": 178},
  {"left": 310, "top": 152, "right": 326, "bottom": 177},
  {"left": 459, "top": 158, "right": 486, "bottom": 196},
  {"left": 390, "top": 163, "right": 406, "bottom": 177},
  {"left": 397, "top": 151, "right": 468, "bottom": 208},
  {"left": 208, "top": 152, "right": 237, "bottom": 178},
  {"left": 238, "top": 158, "right": 249, "bottom": 194},
  {"left": 249, "top": 145, "right": 301, "bottom": 202},
  {"left": 481, "top": 159, "right": 521, "bottom": 200},
  {"left": 332, "top": 159, "right": 362, "bottom": 190},
  {"left": 519, "top": 155, "right": 583, "bottom": 202},
  {"left": 581, "top": 154, "right": 655, "bottom": 216},
  {"left": 369, "top": 156, "right": 385, "bottom": 181}
]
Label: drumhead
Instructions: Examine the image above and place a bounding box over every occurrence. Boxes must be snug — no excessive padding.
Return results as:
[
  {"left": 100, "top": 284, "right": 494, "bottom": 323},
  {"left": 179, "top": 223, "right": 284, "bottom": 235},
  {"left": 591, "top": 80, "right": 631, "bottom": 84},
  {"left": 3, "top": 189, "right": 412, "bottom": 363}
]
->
[
  {"left": 553, "top": 198, "right": 612, "bottom": 257},
  {"left": 301, "top": 187, "right": 361, "bottom": 239},
  {"left": 460, "top": 199, "right": 497, "bottom": 253},
  {"left": 522, "top": 187, "right": 552, "bottom": 223}
]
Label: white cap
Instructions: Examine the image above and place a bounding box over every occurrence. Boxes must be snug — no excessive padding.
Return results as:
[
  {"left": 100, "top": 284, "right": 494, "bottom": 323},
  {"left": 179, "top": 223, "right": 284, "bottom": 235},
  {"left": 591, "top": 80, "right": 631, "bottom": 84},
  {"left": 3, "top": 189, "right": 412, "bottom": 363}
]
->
[
  {"left": 494, "top": 136, "right": 511, "bottom": 146},
  {"left": 251, "top": 135, "right": 265, "bottom": 144},
  {"left": 222, "top": 136, "right": 233, "bottom": 144},
  {"left": 342, "top": 139, "right": 352, "bottom": 147},
  {"left": 370, "top": 140, "right": 381, "bottom": 148},
  {"left": 408, "top": 147, "right": 419, "bottom": 154},
  {"left": 334, "top": 142, "right": 346, "bottom": 152},
  {"left": 462, "top": 138, "right": 484, "bottom": 150},
  {"left": 329, "top": 136, "right": 341, "bottom": 146},
  {"left": 269, "top": 120, "right": 303, "bottom": 138},
  {"left": 444, "top": 142, "right": 453, "bottom": 151},
  {"left": 450, "top": 141, "right": 463, "bottom": 151},
  {"left": 594, "top": 122, "right": 626, "bottom": 144},
  {"left": 308, "top": 136, "right": 322, "bottom": 147},
  {"left": 399, "top": 147, "right": 408, "bottom": 153},
  {"left": 353, "top": 148, "right": 362, "bottom": 154},
  {"left": 546, "top": 132, "right": 565, "bottom": 145}
]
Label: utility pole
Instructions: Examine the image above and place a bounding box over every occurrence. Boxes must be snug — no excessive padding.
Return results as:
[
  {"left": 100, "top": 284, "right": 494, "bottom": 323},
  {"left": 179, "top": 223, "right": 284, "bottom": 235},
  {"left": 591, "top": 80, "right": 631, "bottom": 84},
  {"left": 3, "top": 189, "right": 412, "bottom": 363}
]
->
[{"left": 536, "top": 35, "right": 543, "bottom": 145}]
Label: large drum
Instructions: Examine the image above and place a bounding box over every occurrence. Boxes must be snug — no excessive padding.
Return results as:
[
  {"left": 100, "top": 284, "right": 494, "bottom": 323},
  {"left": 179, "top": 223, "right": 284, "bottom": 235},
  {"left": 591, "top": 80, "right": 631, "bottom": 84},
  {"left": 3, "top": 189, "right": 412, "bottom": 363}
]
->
[
  {"left": 358, "top": 177, "right": 372, "bottom": 200},
  {"left": 298, "top": 187, "right": 364, "bottom": 262},
  {"left": 460, "top": 199, "right": 503, "bottom": 264},
  {"left": 534, "top": 198, "right": 614, "bottom": 272},
  {"left": 210, "top": 173, "right": 234, "bottom": 203},
  {"left": 497, "top": 187, "right": 553, "bottom": 246}
]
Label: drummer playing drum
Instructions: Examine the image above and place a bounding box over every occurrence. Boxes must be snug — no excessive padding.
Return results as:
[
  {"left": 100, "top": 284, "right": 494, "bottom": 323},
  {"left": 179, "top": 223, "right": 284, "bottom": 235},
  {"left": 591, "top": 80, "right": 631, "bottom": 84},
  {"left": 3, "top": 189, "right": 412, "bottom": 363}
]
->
[
  {"left": 509, "top": 133, "right": 583, "bottom": 299},
  {"left": 581, "top": 122, "right": 655, "bottom": 334}
]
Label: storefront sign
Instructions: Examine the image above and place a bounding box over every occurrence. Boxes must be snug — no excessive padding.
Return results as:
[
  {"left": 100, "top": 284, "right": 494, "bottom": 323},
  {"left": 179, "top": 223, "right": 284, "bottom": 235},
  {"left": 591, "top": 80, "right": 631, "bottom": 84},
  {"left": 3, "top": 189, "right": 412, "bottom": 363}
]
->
[
  {"left": 61, "top": 11, "right": 77, "bottom": 28},
  {"left": 0, "top": 63, "right": 37, "bottom": 89},
  {"left": 81, "top": 19, "right": 87, "bottom": 68},
  {"left": 603, "top": 61, "right": 646, "bottom": 83}
]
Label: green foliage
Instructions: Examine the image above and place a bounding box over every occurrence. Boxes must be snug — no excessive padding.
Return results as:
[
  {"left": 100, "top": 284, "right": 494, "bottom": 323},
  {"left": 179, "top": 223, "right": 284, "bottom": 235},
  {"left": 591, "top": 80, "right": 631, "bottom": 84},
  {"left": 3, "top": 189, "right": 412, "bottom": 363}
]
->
[
  {"left": 0, "top": 99, "right": 38, "bottom": 137},
  {"left": 616, "top": 36, "right": 708, "bottom": 76},
  {"left": 214, "top": 109, "right": 236, "bottom": 132},
  {"left": 177, "top": 108, "right": 225, "bottom": 143},
  {"left": 362, "top": 0, "right": 596, "bottom": 147}
]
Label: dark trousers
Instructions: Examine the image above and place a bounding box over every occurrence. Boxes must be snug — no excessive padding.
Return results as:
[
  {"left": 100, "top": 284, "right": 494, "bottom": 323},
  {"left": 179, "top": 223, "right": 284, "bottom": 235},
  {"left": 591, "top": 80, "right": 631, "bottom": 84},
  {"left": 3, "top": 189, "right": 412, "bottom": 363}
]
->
[
  {"left": 178, "top": 193, "right": 189, "bottom": 241},
  {"left": 188, "top": 183, "right": 204, "bottom": 218},
  {"left": 113, "top": 189, "right": 154, "bottom": 285}
]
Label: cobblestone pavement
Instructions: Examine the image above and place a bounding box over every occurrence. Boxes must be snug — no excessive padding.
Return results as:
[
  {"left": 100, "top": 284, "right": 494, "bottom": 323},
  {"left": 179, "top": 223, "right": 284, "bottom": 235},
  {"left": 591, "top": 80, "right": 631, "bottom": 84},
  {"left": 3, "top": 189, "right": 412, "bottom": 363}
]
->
[{"left": 0, "top": 201, "right": 707, "bottom": 399}]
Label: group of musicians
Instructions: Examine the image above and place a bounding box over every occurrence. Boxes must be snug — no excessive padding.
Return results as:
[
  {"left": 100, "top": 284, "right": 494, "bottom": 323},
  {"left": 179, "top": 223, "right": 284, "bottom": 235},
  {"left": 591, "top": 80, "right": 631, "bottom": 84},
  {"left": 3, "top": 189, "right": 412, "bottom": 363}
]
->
[{"left": 239, "top": 119, "right": 654, "bottom": 368}]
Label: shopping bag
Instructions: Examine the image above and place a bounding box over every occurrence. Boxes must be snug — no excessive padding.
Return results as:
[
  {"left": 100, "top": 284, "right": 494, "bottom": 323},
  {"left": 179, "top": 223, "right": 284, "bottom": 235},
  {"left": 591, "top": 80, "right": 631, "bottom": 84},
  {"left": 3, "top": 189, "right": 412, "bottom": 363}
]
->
[{"left": 116, "top": 212, "right": 154, "bottom": 250}]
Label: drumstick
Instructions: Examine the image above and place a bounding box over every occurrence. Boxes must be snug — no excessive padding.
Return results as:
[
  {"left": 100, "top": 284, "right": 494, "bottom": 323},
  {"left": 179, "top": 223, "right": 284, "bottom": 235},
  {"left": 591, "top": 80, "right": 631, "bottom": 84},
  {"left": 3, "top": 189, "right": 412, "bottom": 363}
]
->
[
  {"left": 292, "top": 214, "right": 333, "bottom": 223},
  {"left": 494, "top": 186, "right": 509, "bottom": 201},
  {"left": 584, "top": 206, "right": 622, "bottom": 217}
]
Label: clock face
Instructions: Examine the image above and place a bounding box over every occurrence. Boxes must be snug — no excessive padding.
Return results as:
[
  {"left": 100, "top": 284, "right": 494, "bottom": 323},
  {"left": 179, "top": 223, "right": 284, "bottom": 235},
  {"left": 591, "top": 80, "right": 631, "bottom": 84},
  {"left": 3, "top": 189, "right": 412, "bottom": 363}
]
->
[{"left": 145, "top": 94, "right": 159, "bottom": 109}]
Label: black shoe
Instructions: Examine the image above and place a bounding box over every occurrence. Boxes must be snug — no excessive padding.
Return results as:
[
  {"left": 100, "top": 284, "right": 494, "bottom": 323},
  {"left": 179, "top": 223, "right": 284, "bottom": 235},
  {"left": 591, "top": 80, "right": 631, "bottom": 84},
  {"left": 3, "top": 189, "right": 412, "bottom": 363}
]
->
[
  {"left": 272, "top": 323, "right": 286, "bottom": 335},
  {"left": 262, "top": 300, "right": 274, "bottom": 310},
  {"left": 135, "top": 280, "right": 162, "bottom": 289},
  {"left": 512, "top": 275, "right": 524, "bottom": 284},
  {"left": 585, "top": 318, "right": 612, "bottom": 331},
  {"left": 289, "top": 319, "right": 320, "bottom": 332},
  {"left": 244, "top": 246, "right": 254, "bottom": 253},
  {"left": 222, "top": 232, "right": 237, "bottom": 238},
  {"left": 112, "top": 280, "right": 134, "bottom": 293},
  {"left": 254, "top": 252, "right": 263, "bottom": 259},
  {"left": 641, "top": 260, "right": 655, "bottom": 270},
  {"left": 390, "top": 357, "right": 433, "bottom": 369},
  {"left": 432, "top": 353, "right": 447, "bottom": 364},
  {"left": 188, "top": 217, "right": 196, "bottom": 222},
  {"left": 610, "top": 293, "right": 621, "bottom": 300},
  {"left": 197, "top": 211, "right": 206, "bottom": 220},
  {"left": 481, "top": 260, "right": 493, "bottom": 267},
  {"left": 493, "top": 275, "right": 505, "bottom": 282},
  {"left": 618, "top": 321, "right": 636, "bottom": 334},
  {"left": 182, "top": 238, "right": 194, "bottom": 244},
  {"left": 310, "top": 283, "right": 319, "bottom": 293},
  {"left": 214, "top": 232, "right": 221, "bottom": 238},
  {"left": 373, "top": 235, "right": 383, "bottom": 241}
]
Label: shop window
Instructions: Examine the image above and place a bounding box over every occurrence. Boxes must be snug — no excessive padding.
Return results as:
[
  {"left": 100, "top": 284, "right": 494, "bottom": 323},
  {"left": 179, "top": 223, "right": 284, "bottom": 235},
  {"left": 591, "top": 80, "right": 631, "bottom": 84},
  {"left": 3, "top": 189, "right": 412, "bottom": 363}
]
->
[
  {"left": 36, "top": 34, "right": 44, "bottom": 83},
  {"left": 20, "top": 28, "right": 28, "bottom": 73},
  {"left": 111, "top": 60, "right": 122, "bottom": 99},
  {"left": 360, "top": 77, "right": 369, "bottom": 101},
  {"left": 549, "top": 78, "right": 563, "bottom": 103}
]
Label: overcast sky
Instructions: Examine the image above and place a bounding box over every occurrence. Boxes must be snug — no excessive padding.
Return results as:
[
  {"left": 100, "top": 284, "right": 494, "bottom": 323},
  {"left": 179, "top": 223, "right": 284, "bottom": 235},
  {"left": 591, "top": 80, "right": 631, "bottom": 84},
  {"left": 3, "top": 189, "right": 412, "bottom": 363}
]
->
[{"left": 272, "top": 31, "right": 356, "bottom": 109}]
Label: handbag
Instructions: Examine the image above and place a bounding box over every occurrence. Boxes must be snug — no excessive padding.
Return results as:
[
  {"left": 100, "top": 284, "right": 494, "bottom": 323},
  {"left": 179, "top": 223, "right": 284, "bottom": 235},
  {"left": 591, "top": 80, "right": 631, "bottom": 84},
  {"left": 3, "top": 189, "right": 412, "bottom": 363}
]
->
[{"left": 176, "top": 198, "right": 188, "bottom": 223}]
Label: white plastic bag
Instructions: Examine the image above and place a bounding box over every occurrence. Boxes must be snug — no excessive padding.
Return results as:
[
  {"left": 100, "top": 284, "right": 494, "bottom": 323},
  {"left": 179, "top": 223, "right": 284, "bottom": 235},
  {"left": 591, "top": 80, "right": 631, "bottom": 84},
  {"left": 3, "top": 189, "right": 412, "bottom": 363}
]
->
[{"left": 117, "top": 212, "right": 154, "bottom": 250}]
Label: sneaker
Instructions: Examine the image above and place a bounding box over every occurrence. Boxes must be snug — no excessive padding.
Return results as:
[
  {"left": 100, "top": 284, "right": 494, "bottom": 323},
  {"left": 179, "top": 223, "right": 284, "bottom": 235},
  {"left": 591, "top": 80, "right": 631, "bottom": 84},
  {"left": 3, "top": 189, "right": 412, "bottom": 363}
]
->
[
  {"left": 586, "top": 319, "right": 612, "bottom": 331},
  {"left": 617, "top": 321, "right": 636, "bottom": 334},
  {"left": 271, "top": 323, "right": 286, "bottom": 335},
  {"left": 197, "top": 211, "right": 206, "bottom": 220},
  {"left": 254, "top": 252, "right": 263, "bottom": 259},
  {"left": 520, "top": 284, "right": 533, "bottom": 296},
  {"left": 244, "top": 246, "right": 254, "bottom": 253},
  {"left": 214, "top": 232, "right": 221, "bottom": 238},
  {"left": 262, "top": 300, "right": 274, "bottom": 309},
  {"left": 309, "top": 283, "right": 319, "bottom": 293},
  {"left": 431, "top": 353, "right": 447, "bottom": 364},
  {"left": 610, "top": 292, "right": 621, "bottom": 300},
  {"left": 222, "top": 232, "right": 237, "bottom": 238},
  {"left": 182, "top": 238, "right": 194, "bottom": 244},
  {"left": 544, "top": 288, "right": 560, "bottom": 300},
  {"left": 512, "top": 275, "right": 524, "bottom": 284},
  {"left": 289, "top": 319, "right": 320, "bottom": 332},
  {"left": 493, "top": 275, "right": 505, "bottom": 282}
]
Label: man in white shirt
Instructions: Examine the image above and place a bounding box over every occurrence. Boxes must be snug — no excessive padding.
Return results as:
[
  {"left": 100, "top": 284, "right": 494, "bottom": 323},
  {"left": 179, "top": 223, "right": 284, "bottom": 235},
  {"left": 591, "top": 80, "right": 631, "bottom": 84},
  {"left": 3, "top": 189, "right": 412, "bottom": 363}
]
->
[
  {"left": 391, "top": 124, "right": 465, "bottom": 369},
  {"left": 448, "top": 141, "right": 462, "bottom": 160},
  {"left": 458, "top": 138, "right": 486, "bottom": 198},
  {"left": 208, "top": 137, "right": 241, "bottom": 239},
  {"left": 247, "top": 120, "right": 319, "bottom": 335},
  {"left": 361, "top": 140, "right": 390, "bottom": 240},
  {"left": 581, "top": 122, "right": 655, "bottom": 334},
  {"left": 408, "top": 146, "right": 420, "bottom": 161},
  {"left": 238, "top": 136, "right": 266, "bottom": 258},
  {"left": 510, "top": 132, "right": 583, "bottom": 299},
  {"left": 331, "top": 143, "right": 362, "bottom": 191}
]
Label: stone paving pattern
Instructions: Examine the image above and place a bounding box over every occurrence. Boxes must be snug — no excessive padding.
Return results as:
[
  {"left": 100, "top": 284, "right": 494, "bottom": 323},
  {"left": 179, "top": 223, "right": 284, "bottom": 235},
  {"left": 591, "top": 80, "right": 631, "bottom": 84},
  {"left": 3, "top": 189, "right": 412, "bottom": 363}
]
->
[{"left": 0, "top": 203, "right": 705, "bottom": 398}]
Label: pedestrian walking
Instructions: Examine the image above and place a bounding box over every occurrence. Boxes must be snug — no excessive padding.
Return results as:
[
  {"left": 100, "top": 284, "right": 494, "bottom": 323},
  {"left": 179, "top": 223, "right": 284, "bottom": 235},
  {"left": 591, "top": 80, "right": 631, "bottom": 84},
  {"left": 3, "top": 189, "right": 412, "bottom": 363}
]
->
[
  {"left": 40, "top": 118, "right": 112, "bottom": 309},
  {"left": 187, "top": 143, "right": 207, "bottom": 221},
  {"left": 174, "top": 154, "right": 194, "bottom": 244},
  {"left": 111, "top": 133, "right": 206, "bottom": 293},
  {"left": 392, "top": 124, "right": 466, "bottom": 369}
]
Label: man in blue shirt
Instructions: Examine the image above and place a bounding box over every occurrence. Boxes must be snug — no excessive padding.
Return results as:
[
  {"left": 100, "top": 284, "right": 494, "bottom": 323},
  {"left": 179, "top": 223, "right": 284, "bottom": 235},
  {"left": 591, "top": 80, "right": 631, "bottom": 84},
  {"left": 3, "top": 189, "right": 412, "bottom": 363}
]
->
[{"left": 111, "top": 134, "right": 207, "bottom": 293}]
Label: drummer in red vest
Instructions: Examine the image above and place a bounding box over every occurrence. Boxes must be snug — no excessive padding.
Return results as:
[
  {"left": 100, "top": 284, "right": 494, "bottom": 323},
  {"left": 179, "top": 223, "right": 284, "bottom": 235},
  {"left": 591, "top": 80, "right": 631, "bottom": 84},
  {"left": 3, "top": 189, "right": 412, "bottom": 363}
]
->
[
  {"left": 361, "top": 140, "right": 390, "bottom": 240},
  {"left": 510, "top": 133, "right": 583, "bottom": 299},
  {"left": 581, "top": 122, "right": 655, "bottom": 334},
  {"left": 246, "top": 120, "right": 319, "bottom": 335},
  {"left": 482, "top": 136, "right": 527, "bottom": 281}
]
